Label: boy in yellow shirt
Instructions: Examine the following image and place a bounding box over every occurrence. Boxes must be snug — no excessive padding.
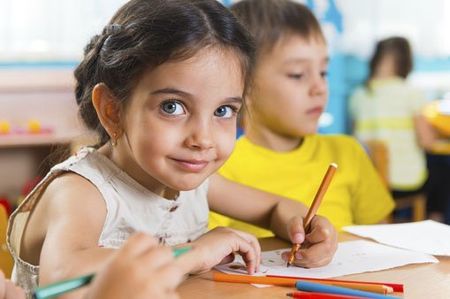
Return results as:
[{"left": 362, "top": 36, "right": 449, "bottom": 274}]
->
[{"left": 209, "top": 0, "right": 394, "bottom": 235}]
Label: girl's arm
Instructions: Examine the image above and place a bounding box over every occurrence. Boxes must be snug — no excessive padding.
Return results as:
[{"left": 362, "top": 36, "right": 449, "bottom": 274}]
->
[
  {"left": 31, "top": 174, "right": 116, "bottom": 299},
  {"left": 208, "top": 174, "right": 337, "bottom": 267},
  {"left": 34, "top": 173, "right": 261, "bottom": 289}
]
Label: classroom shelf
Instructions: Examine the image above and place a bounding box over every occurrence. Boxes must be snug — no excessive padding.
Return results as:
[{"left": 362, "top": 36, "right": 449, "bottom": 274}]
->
[{"left": 0, "top": 132, "right": 81, "bottom": 148}]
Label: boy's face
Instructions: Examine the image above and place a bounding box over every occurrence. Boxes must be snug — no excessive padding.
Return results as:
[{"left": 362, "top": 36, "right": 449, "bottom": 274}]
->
[
  {"left": 248, "top": 34, "right": 328, "bottom": 138},
  {"left": 115, "top": 47, "right": 244, "bottom": 193}
]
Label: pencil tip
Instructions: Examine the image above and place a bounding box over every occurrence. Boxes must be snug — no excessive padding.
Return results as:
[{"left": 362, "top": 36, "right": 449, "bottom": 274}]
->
[
  {"left": 286, "top": 262, "right": 290, "bottom": 268},
  {"left": 286, "top": 293, "right": 293, "bottom": 297}
]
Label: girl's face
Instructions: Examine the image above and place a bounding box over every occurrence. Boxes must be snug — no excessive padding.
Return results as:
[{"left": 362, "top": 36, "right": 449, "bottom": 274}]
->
[
  {"left": 115, "top": 47, "right": 244, "bottom": 194},
  {"left": 248, "top": 34, "right": 328, "bottom": 138}
]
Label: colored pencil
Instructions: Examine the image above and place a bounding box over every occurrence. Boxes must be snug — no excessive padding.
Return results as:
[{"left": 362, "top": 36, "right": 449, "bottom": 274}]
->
[
  {"left": 288, "top": 163, "right": 338, "bottom": 267},
  {"left": 269, "top": 275, "right": 403, "bottom": 292},
  {"left": 287, "top": 291, "right": 368, "bottom": 299},
  {"left": 295, "top": 281, "right": 401, "bottom": 299},
  {"left": 209, "top": 272, "right": 392, "bottom": 294},
  {"left": 32, "top": 246, "right": 191, "bottom": 299}
]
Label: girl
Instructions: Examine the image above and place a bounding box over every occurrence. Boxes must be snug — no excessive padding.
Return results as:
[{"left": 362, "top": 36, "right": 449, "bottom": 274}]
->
[
  {"left": 349, "top": 37, "right": 428, "bottom": 200},
  {"left": 8, "top": 0, "right": 337, "bottom": 297}
]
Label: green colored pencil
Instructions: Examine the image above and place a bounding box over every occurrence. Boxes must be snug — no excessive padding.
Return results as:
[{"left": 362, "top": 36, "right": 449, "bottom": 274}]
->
[{"left": 32, "top": 246, "right": 191, "bottom": 299}]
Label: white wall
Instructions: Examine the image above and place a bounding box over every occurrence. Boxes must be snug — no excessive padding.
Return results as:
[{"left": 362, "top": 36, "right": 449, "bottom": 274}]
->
[{"left": 1, "top": 0, "right": 450, "bottom": 61}]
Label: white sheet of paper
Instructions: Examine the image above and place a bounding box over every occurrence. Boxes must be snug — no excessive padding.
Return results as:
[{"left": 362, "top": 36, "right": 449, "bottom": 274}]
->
[
  {"left": 215, "top": 240, "right": 437, "bottom": 280},
  {"left": 343, "top": 220, "right": 450, "bottom": 256}
]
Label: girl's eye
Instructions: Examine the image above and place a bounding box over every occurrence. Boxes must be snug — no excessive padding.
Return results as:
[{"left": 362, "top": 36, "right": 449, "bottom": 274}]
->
[
  {"left": 161, "top": 101, "right": 185, "bottom": 115},
  {"left": 214, "top": 105, "right": 235, "bottom": 118},
  {"left": 321, "top": 71, "right": 328, "bottom": 78}
]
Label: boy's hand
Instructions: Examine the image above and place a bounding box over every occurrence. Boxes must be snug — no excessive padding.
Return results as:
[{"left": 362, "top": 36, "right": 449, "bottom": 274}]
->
[
  {"left": 281, "top": 215, "right": 337, "bottom": 268},
  {"left": 180, "top": 227, "right": 261, "bottom": 275}
]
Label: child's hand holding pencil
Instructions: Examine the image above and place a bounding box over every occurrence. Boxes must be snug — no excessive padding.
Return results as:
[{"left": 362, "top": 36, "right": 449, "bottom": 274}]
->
[
  {"left": 281, "top": 215, "right": 337, "bottom": 268},
  {"left": 282, "top": 163, "right": 338, "bottom": 268}
]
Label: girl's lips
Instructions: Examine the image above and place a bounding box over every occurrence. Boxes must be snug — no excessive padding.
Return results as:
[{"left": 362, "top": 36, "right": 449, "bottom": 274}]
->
[{"left": 170, "top": 158, "right": 209, "bottom": 172}]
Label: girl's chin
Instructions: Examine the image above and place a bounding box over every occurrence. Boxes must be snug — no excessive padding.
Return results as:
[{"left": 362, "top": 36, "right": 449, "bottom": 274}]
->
[{"left": 169, "top": 177, "right": 209, "bottom": 192}]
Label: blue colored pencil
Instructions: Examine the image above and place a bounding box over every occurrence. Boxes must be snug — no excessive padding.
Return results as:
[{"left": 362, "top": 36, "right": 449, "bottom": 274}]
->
[
  {"left": 33, "top": 246, "right": 191, "bottom": 299},
  {"left": 295, "top": 281, "right": 401, "bottom": 299}
]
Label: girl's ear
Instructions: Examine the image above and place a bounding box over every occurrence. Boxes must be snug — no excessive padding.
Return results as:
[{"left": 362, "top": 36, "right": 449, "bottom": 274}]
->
[{"left": 92, "top": 83, "right": 123, "bottom": 140}]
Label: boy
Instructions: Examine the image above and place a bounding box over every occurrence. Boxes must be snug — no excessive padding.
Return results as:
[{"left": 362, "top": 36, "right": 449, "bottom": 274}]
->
[{"left": 210, "top": 0, "right": 394, "bottom": 236}]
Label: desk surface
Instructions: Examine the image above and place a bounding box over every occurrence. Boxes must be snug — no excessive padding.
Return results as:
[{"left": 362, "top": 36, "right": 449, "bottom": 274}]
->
[{"left": 178, "top": 234, "right": 450, "bottom": 299}]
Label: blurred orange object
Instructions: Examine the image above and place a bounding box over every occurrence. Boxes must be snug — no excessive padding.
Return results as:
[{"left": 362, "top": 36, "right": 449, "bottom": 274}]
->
[
  {"left": 0, "top": 120, "right": 11, "bottom": 134},
  {"left": 27, "top": 119, "right": 42, "bottom": 134},
  {"left": 0, "top": 205, "right": 13, "bottom": 278},
  {"left": 423, "top": 100, "right": 450, "bottom": 137},
  {"left": 0, "top": 197, "right": 11, "bottom": 215}
]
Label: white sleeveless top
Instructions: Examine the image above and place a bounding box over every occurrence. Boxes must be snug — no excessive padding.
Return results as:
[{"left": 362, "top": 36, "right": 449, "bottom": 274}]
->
[{"left": 7, "top": 147, "right": 209, "bottom": 297}]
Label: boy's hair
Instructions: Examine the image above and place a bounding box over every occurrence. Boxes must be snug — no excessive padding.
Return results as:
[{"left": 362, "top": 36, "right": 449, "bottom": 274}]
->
[
  {"left": 74, "top": 0, "right": 255, "bottom": 146},
  {"left": 368, "top": 36, "right": 413, "bottom": 80},
  {"left": 230, "top": 0, "right": 324, "bottom": 57}
]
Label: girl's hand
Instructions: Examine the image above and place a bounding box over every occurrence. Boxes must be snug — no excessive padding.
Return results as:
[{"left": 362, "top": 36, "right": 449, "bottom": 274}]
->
[
  {"left": 281, "top": 215, "right": 337, "bottom": 268},
  {"left": 180, "top": 227, "right": 261, "bottom": 275},
  {"left": 0, "top": 271, "right": 25, "bottom": 299},
  {"left": 85, "top": 233, "right": 185, "bottom": 299}
]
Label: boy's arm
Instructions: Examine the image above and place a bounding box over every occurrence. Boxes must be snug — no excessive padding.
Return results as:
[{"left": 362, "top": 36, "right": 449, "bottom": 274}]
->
[{"left": 208, "top": 174, "right": 309, "bottom": 240}]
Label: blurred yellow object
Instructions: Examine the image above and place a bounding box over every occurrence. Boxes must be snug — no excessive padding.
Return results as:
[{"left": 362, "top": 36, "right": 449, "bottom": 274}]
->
[
  {"left": 0, "top": 120, "right": 11, "bottom": 134},
  {"left": 0, "top": 205, "right": 13, "bottom": 278},
  {"left": 423, "top": 100, "right": 450, "bottom": 137},
  {"left": 27, "top": 119, "right": 41, "bottom": 134}
]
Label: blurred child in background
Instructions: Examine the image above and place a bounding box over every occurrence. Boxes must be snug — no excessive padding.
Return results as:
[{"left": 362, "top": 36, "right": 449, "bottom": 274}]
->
[
  {"left": 350, "top": 37, "right": 429, "bottom": 201},
  {"left": 210, "top": 0, "right": 394, "bottom": 236}
]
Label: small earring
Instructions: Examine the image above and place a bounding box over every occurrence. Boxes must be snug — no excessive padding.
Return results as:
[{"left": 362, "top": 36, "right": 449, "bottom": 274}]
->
[{"left": 110, "top": 132, "right": 118, "bottom": 147}]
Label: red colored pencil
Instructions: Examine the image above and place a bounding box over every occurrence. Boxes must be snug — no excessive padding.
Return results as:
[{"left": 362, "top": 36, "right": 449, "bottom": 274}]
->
[
  {"left": 270, "top": 275, "right": 403, "bottom": 292},
  {"left": 287, "top": 291, "right": 366, "bottom": 299}
]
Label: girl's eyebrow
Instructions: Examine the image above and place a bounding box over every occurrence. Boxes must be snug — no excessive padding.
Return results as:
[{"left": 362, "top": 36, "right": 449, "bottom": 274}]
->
[
  {"left": 223, "top": 97, "right": 243, "bottom": 104},
  {"left": 150, "top": 87, "right": 191, "bottom": 97},
  {"left": 150, "top": 87, "right": 243, "bottom": 103}
]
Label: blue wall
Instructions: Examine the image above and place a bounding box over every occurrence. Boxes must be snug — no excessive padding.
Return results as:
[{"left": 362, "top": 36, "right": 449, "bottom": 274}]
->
[{"left": 325, "top": 55, "right": 450, "bottom": 134}]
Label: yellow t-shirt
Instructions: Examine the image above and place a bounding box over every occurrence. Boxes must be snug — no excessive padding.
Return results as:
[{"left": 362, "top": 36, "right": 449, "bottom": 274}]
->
[{"left": 209, "top": 134, "right": 394, "bottom": 236}]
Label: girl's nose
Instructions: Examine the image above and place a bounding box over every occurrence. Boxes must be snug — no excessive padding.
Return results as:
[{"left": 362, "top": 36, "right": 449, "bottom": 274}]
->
[{"left": 184, "top": 120, "right": 214, "bottom": 150}]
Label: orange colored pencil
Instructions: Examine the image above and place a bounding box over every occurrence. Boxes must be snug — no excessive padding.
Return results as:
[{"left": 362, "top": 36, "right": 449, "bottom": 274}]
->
[
  {"left": 288, "top": 163, "right": 338, "bottom": 267},
  {"left": 210, "top": 272, "right": 392, "bottom": 294},
  {"left": 209, "top": 272, "right": 392, "bottom": 294}
]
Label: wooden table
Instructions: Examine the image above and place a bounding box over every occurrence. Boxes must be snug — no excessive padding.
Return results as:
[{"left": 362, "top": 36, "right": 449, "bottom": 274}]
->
[{"left": 178, "top": 233, "right": 450, "bottom": 299}]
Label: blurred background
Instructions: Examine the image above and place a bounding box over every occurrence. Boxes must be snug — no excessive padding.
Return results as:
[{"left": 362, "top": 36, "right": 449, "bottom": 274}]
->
[{"left": 0, "top": 0, "right": 449, "bottom": 216}]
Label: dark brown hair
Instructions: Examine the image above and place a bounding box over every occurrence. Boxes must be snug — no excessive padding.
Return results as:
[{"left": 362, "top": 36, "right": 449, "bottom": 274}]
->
[
  {"left": 74, "top": 0, "right": 255, "bottom": 146},
  {"left": 368, "top": 36, "right": 413, "bottom": 83},
  {"left": 230, "top": 0, "right": 324, "bottom": 57}
]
